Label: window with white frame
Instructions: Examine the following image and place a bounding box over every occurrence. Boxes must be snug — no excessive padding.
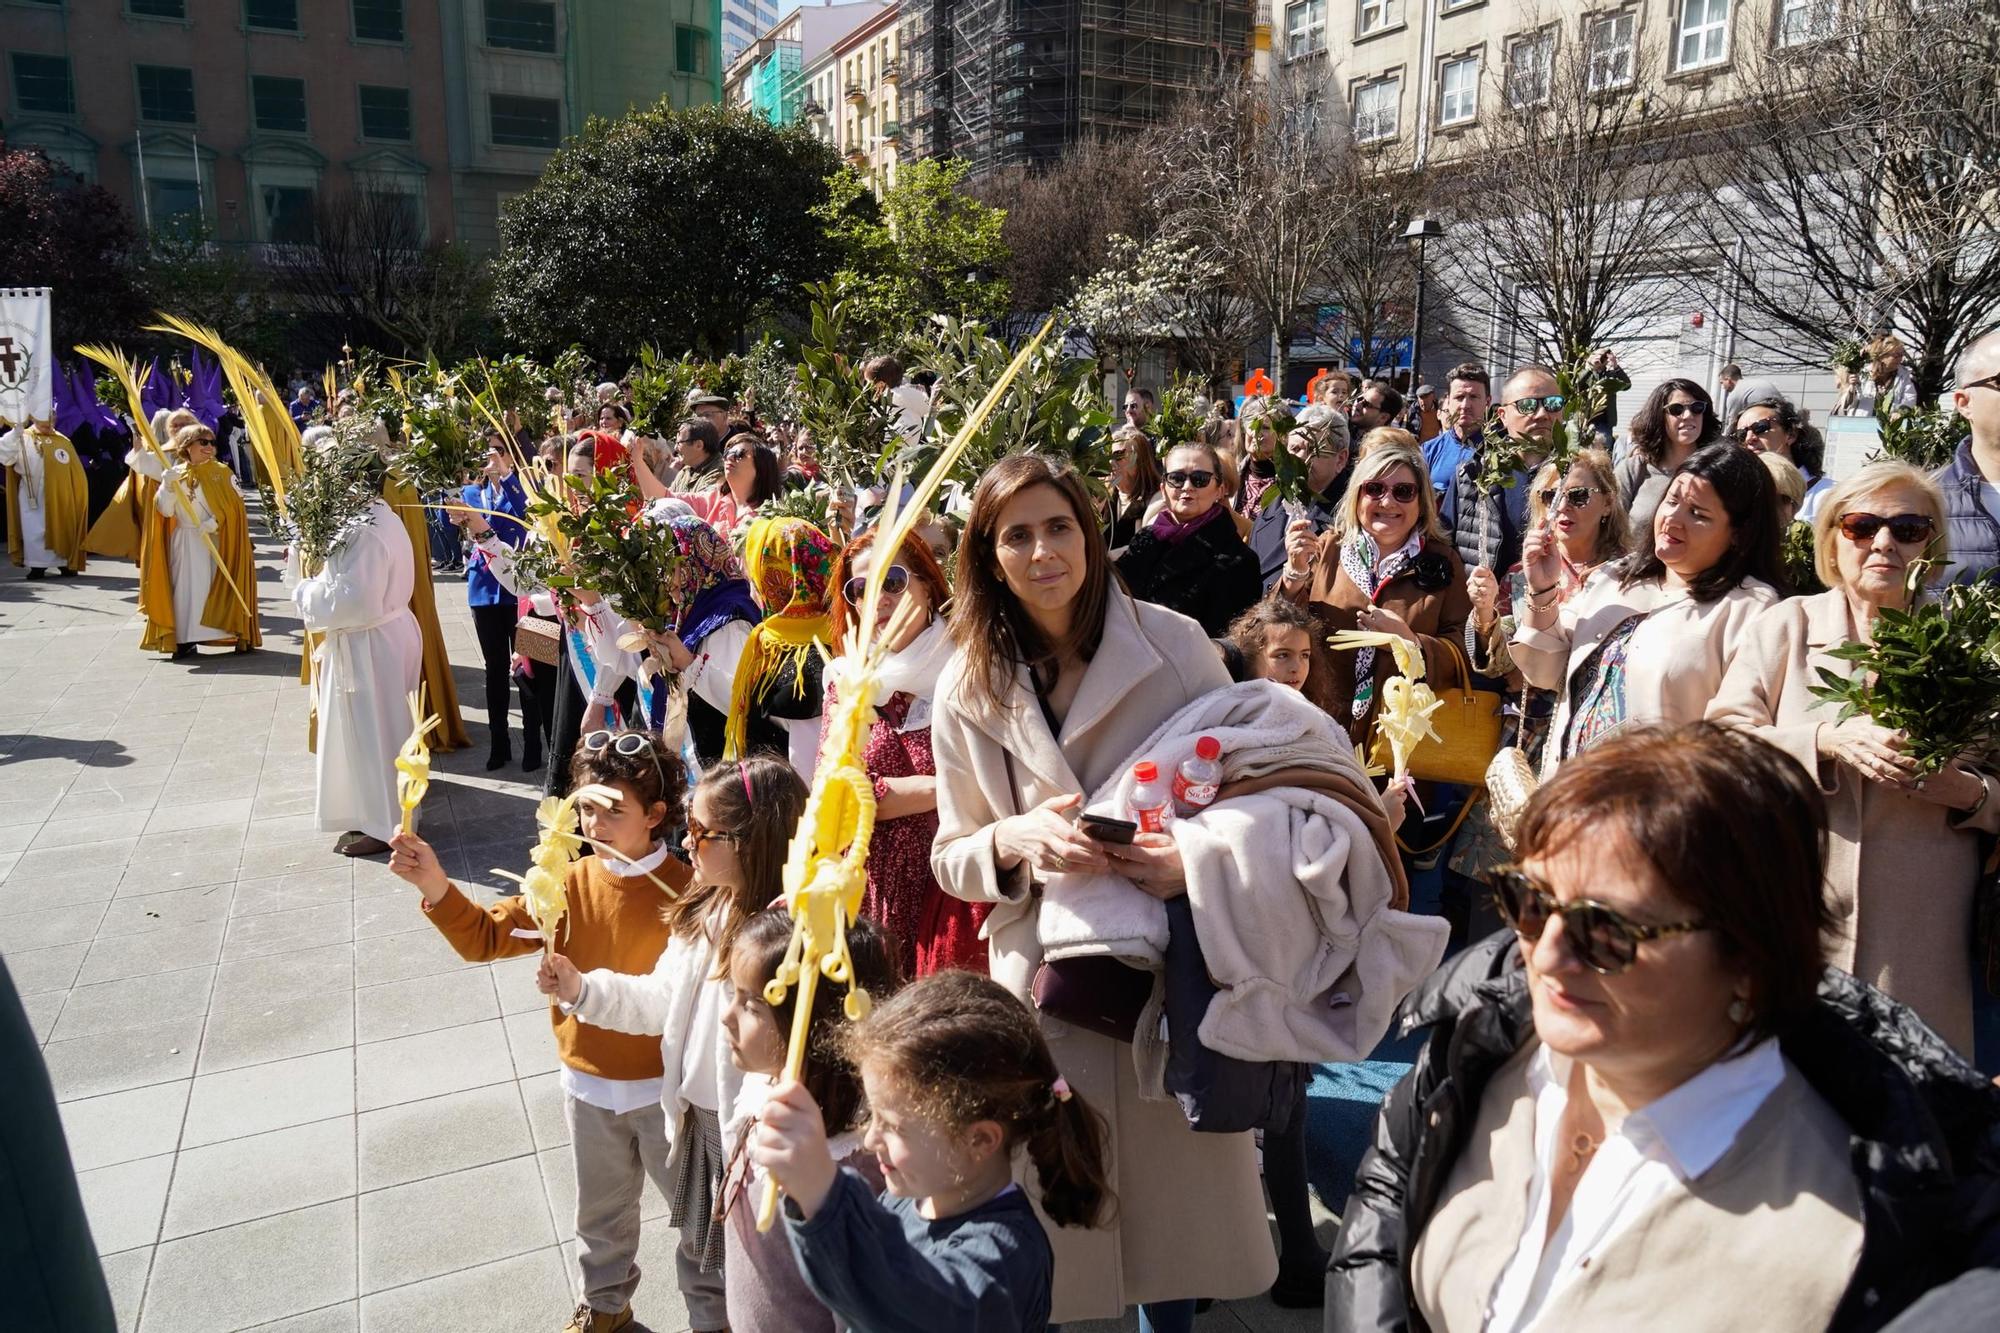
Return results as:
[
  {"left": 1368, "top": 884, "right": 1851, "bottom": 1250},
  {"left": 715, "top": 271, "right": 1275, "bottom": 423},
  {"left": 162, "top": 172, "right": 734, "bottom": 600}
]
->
[
  {"left": 1777, "top": 0, "right": 1836, "bottom": 46},
  {"left": 1353, "top": 75, "right": 1400, "bottom": 142},
  {"left": 1286, "top": 0, "right": 1326, "bottom": 59},
  {"left": 1357, "top": 0, "right": 1401, "bottom": 37},
  {"left": 1587, "top": 12, "right": 1636, "bottom": 90},
  {"left": 1438, "top": 54, "right": 1479, "bottom": 126},
  {"left": 1505, "top": 31, "right": 1553, "bottom": 107},
  {"left": 1676, "top": 0, "right": 1731, "bottom": 70}
]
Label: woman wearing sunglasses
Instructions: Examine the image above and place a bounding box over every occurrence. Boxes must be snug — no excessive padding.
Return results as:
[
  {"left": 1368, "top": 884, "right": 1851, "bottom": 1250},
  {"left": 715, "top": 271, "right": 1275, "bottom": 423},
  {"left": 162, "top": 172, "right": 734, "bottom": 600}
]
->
[
  {"left": 1280, "top": 443, "right": 1471, "bottom": 745},
  {"left": 630, "top": 431, "right": 780, "bottom": 539},
  {"left": 1617, "top": 378, "right": 1720, "bottom": 534},
  {"left": 1709, "top": 462, "right": 1993, "bottom": 1054},
  {"left": 1514, "top": 443, "right": 1780, "bottom": 779},
  {"left": 1102, "top": 424, "right": 1165, "bottom": 558},
  {"left": 1113, "top": 440, "right": 1264, "bottom": 637},
  {"left": 821, "top": 528, "right": 981, "bottom": 979},
  {"left": 1731, "top": 394, "right": 1834, "bottom": 519},
  {"left": 1329, "top": 723, "right": 2000, "bottom": 1333}
]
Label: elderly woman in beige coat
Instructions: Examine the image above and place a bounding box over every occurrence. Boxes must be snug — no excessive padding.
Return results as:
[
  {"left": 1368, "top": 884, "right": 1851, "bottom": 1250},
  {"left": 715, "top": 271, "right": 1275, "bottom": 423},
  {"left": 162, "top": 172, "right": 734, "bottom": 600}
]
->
[
  {"left": 1708, "top": 461, "right": 1999, "bottom": 1054},
  {"left": 929, "top": 455, "right": 1277, "bottom": 1326}
]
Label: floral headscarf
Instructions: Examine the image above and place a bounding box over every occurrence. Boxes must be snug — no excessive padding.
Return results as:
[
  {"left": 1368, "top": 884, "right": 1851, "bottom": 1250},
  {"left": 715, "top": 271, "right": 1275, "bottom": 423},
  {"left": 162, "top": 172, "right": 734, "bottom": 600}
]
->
[
  {"left": 655, "top": 508, "right": 759, "bottom": 654},
  {"left": 725, "top": 516, "right": 835, "bottom": 758}
]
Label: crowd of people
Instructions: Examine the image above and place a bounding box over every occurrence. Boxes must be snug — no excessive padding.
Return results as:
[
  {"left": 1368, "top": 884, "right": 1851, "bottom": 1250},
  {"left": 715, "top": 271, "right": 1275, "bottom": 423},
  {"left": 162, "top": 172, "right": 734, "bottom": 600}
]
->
[{"left": 12, "top": 325, "right": 2000, "bottom": 1333}]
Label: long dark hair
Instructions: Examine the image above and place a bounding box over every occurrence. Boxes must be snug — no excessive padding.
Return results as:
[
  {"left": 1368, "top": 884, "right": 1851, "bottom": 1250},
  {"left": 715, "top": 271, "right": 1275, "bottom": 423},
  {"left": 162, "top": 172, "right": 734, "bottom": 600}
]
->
[
  {"left": 1629, "top": 378, "right": 1721, "bottom": 467},
  {"left": 841, "top": 970, "right": 1114, "bottom": 1228},
  {"left": 1731, "top": 394, "right": 1825, "bottom": 478},
  {"left": 1622, "top": 442, "right": 1783, "bottom": 602},
  {"left": 724, "top": 439, "right": 782, "bottom": 506},
  {"left": 1227, "top": 596, "right": 1337, "bottom": 715},
  {"left": 732, "top": 910, "right": 902, "bottom": 1135},
  {"left": 952, "top": 455, "right": 1114, "bottom": 713},
  {"left": 662, "top": 755, "right": 806, "bottom": 966}
]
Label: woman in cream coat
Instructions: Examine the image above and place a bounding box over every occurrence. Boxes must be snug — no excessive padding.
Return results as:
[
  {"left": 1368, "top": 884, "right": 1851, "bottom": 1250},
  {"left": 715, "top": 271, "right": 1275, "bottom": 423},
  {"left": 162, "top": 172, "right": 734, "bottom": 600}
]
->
[
  {"left": 929, "top": 455, "right": 1277, "bottom": 1329},
  {"left": 1709, "top": 462, "right": 1998, "bottom": 1054}
]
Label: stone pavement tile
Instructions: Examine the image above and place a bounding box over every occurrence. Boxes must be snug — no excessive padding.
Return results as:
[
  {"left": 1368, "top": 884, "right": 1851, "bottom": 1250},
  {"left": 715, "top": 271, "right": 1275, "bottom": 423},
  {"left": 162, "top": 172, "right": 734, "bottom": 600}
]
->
[
  {"left": 222, "top": 902, "right": 353, "bottom": 961},
  {"left": 0, "top": 901, "right": 108, "bottom": 952},
  {"left": 115, "top": 853, "right": 242, "bottom": 895},
  {"left": 75, "top": 922, "right": 227, "bottom": 986},
  {"left": 355, "top": 1018, "right": 514, "bottom": 1112},
  {"left": 353, "top": 927, "right": 470, "bottom": 988},
  {"left": 51, "top": 783, "right": 168, "bottom": 821},
  {"left": 99, "top": 1245, "right": 150, "bottom": 1333},
  {"left": 50, "top": 967, "right": 214, "bottom": 1042},
  {"left": 492, "top": 955, "right": 548, "bottom": 1016},
  {"left": 503, "top": 1008, "right": 562, "bottom": 1079},
  {"left": 154, "top": 775, "right": 261, "bottom": 808},
  {"left": 357, "top": 1082, "right": 534, "bottom": 1193},
  {"left": 537, "top": 1142, "right": 670, "bottom": 1230},
  {"left": 181, "top": 1048, "right": 355, "bottom": 1148},
  {"left": 358, "top": 1157, "right": 556, "bottom": 1294},
  {"left": 136, "top": 823, "right": 251, "bottom": 860},
  {"left": 4, "top": 940, "right": 88, "bottom": 994},
  {"left": 352, "top": 890, "right": 430, "bottom": 941},
  {"left": 41, "top": 1017, "right": 204, "bottom": 1101},
  {"left": 0, "top": 822, "right": 41, "bottom": 854},
  {"left": 242, "top": 813, "right": 325, "bottom": 849},
  {"left": 198, "top": 989, "right": 355, "bottom": 1074},
  {"left": 96, "top": 882, "right": 236, "bottom": 937},
  {"left": 76, "top": 1154, "right": 174, "bottom": 1254},
  {"left": 0, "top": 791, "right": 60, "bottom": 826},
  {"left": 57, "top": 1079, "right": 192, "bottom": 1172},
  {"left": 519, "top": 1072, "right": 568, "bottom": 1152},
  {"left": 7, "top": 863, "right": 125, "bottom": 909},
  {"left": 211, "top": 941, "right": 355, "bottom": 1006},
  {"left": 357, "top": 1245, "right": 571, "bottom": 1333},
  {"left": 161, "top": 1118, "right": 358, "bottom": 1240},
  {"left": 29, "top": 810, "right": 154, "bottom": 849},
  {"left": 238, "top": 843, "right": 344, "bottom": 882},
  {"left": 22, "top": 990, "right": 63, "bottom": 1040},
  {"left": 355, "top": 967, "right": 500, "bottom": 1045},
  {"left": 144, "top": 797, "right": 255, "bottom": 835},
  {"left": 242, "top": 1304, "right": 359, "bottom": 1333},
  {"left": 230, "top": 867, "right": 355, "bottom": 918},
  {"left": 251, "top": 789, "right": 319, "bottom": 820},
  {"left": 139, "top": 1198, "right": 357, "bottom": 1333},
  {"left": 7, "top": 837, "right": 142, "bottom": 881},
  {"left": 65, "top": 763, "right": 177, "bottom": 795}
]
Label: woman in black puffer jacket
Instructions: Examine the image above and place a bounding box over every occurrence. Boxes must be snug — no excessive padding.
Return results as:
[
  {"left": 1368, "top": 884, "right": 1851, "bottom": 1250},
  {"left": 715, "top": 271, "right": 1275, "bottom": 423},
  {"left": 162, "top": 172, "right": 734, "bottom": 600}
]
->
[
  {"left": 1326, "top": 723, "right": 2000, "bottom": 1333},
  {"left": 1115, "top": 439, "right": 1263, "bottom": 637}
]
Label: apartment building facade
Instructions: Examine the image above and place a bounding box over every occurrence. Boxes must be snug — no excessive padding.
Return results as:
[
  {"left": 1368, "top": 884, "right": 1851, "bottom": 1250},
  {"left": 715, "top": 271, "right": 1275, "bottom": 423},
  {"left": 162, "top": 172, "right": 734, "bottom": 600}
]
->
[
  {"left": 1, "top": 0, "right": 722, "bottom": 252},
  {"left": 828, "top": 1, "right": 900, "bottom": 192}
]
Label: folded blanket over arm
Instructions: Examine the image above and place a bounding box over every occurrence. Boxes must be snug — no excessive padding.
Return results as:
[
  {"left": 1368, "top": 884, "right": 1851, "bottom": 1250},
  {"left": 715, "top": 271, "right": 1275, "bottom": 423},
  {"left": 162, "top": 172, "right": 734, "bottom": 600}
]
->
[{"left": 1036, "top": 680, "right": 1449, "bottom": 1071}]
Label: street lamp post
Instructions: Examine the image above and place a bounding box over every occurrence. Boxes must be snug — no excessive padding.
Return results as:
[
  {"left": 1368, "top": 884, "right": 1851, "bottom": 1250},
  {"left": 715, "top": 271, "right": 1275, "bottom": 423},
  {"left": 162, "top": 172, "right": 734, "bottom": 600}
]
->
[{"left": 1402, "top": 216, "right": 1444, "bottom": 392}]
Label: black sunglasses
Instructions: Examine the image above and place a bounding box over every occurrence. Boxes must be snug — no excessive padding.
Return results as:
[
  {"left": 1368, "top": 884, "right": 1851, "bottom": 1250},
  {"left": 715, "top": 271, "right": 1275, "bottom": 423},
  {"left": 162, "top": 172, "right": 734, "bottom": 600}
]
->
[
  {"left": 1739, "top": 418, "right": 1779, "bottom": 437},
  {"left": 724, "top": 447, "right": 752, "bottom": 463},
  {"left": 1509, "top": 394, "right": 1566, "bottom": 414},
  {"left": 1665, "top": 401, "right": 1708, "bottom": 418},
  {"left": 1359, "top": 480, "right": 1421, "bottom": 503},
  {"left": 1163, "top": 469, "right": 1216, "bottom": 490},
  {"left": 1837, "top": 512, "right": 1936, "bottom": 545},
  {"left": 1958, "top": 372, "right": 2000, "bottom": 393},
  {"left": 843, "top": 563, "right": 909, "bottom": 605},
  {"left": 1538, "top": 485, "right": 1602, "bottom": 509},
  {"left": 581, "top": 729, "right": 669, "bottom": 799},
  {"left": 1487, "top": 866, "right": 1707, "bottom": 975}
]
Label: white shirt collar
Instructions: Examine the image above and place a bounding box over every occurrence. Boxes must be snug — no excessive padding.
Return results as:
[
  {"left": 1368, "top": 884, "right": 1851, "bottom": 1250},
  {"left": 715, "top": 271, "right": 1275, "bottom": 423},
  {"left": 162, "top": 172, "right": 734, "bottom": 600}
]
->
[
  {"left": 1535, "top": 1035, "right": 1785, "bottom": 1181},
  {"left": 598, "top": 841, "right": 672, "bottom": 879}
]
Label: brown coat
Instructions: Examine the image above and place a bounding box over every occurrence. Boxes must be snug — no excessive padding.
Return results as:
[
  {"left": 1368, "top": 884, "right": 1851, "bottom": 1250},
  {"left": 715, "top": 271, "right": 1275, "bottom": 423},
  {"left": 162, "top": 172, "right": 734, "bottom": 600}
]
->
[
  {"left": 1284, "top": 533, "right": 1473, "bottom": 744},
  {"left": 1706, "top": 590, "right": 1999, "bottom": 1054},
  {"left": 929, "top": 588, "right": 1278, "bottom": 1320}
]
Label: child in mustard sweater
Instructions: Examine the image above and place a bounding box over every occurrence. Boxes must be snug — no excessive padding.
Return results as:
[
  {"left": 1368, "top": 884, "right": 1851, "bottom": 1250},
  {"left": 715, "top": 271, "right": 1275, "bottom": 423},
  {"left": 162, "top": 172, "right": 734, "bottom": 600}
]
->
[{"left": 388, "top": 728, "right": 687, "bottom": 1333}]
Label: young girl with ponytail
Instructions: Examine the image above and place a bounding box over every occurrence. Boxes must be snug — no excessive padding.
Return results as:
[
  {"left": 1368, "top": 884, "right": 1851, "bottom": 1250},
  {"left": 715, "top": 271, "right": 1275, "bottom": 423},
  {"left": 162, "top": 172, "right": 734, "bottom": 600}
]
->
[{"left": 751, "top": 970, "right": 1113, "bottom": 1333}]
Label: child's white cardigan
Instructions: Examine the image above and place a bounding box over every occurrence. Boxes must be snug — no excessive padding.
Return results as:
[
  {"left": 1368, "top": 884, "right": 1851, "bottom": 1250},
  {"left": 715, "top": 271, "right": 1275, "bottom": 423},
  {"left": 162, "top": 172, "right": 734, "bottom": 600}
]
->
[{"left": 574, "top": 921, "right": 742, "bottom": 1176}]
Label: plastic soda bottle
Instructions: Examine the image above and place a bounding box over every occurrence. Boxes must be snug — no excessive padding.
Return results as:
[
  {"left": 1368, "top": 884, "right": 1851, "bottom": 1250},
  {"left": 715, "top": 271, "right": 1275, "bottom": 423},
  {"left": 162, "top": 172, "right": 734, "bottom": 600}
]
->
[
  {"left": 1173, "top": 736, "right": 1223, "bottom": 818},
  {"left": 1129, "top": 761, "right": 1173, "bottom": 833}
]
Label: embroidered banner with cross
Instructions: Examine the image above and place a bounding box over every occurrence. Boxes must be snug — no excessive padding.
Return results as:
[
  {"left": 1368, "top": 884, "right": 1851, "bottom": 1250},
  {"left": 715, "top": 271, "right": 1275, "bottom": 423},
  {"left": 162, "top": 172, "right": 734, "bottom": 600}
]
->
[{"left": 0, "top": 288, "right": 54, "bottom": 430}]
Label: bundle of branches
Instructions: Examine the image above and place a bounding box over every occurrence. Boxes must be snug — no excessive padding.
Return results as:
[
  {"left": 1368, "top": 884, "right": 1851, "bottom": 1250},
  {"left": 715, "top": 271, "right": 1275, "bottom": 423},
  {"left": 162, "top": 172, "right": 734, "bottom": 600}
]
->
[
  {"left": 793, "top": 287, "right": 893, "bottom": 487},
  {"left": 1810, "top": 566, "right": 2000, "bottom": 775},
  {"left": 739, "top": 335, "right": 797, "bottom": 424},
  {"left": 384, "top": 357, "right": 484, "bottom": 496},
  {"left": 476, "top": 353, "right": 554, "bottom": 444},
  {"left": 263, "top": 421, "right": 387, "bottom": 568},
  {"left": 1872, "top": 399, "right": 1968, "bottom": 472},
  {"left": 1241, "top": 398, "right": 1316, "bottom": 516},
  {"left": 550, "top": 347, "right": 599, "bottom": 416},
  {"left": 525, "top": 470, "right": 685, "bottom": 635},
  {"left": 903, "top": 315, "right": 1111, "bottom": 492},
  {"left": 1147, "top": 375, "right": 1213, "bottom": 452},
  {"left": 625, "top": 345, "right": 706, "bottom": 439},
  {"left": 759, "top": 483, "right": 833, "bottom": 532},
  {"left": 1471, "top": 354, "right": 1602, "bottom": 494}
]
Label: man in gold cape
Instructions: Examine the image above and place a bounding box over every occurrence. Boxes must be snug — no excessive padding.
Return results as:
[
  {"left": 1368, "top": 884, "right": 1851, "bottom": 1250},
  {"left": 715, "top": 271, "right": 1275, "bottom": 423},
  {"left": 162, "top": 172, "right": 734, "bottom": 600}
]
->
[
  {"left": 3, "top": 419, "right": 91, "bottom": 577},
  {"left": 136, "top": 424, "right": 261, "bottom": 656}
]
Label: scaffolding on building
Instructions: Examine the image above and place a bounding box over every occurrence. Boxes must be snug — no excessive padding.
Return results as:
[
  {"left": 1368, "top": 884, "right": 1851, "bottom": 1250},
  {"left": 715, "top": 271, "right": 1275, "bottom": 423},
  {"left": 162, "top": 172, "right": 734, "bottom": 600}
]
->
[
  {"left": 902, "top": 0, "right": 1255, "bottom": 174},
  {"left": 749, "top": 39, "right": 805, "bottom": 126}
]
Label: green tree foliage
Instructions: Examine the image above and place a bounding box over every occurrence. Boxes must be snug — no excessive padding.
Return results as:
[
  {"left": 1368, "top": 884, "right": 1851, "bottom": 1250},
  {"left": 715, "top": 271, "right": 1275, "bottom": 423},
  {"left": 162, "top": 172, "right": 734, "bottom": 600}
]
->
[
  {"left": 0, "top": 149, "right": 149, "bottom": 353},
  {"left": 492, "top": 102, "right": 852, "bottom": 361},
  {"left": 819, "top": 159, "right": 1010, "bottom": 348}
]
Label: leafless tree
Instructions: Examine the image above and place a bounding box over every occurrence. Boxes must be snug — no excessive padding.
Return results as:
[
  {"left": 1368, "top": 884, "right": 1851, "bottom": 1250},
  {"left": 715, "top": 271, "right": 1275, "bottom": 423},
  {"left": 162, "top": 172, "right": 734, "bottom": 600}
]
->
[
  {"left": 975, "top": 138, "right": 1165, "bottom": 317},
  {"left": 1702, "top": 0, "right": 2000, "bottom": 403},
  {"left": 1429, "top": 22, "right": 1704, "bottom": 369},
  {"left": 270, "top": 186, "right": 490, "bottom": 359},
  {"left": 1324, "top": 134, "right": 1424, "bottom": 379}
]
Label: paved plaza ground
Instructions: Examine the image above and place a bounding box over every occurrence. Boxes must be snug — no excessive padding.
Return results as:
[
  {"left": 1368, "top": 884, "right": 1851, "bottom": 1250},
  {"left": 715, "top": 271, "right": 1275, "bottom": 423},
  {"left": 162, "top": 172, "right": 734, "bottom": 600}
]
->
[{"left": 0, "top": 531, "right": 1331, "bottom": 1333}]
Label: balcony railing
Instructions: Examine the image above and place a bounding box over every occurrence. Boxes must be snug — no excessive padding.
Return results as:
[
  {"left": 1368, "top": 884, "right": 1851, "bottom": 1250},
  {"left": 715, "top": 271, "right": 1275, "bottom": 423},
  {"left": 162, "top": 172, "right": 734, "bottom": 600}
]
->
[
  {"left": 881, "top": 120, "right": 901, "bottom": 144},
  {"left": 882, "top": 60, "right": 901, "bottom": 85},
  {"left": 844, "top": 83, "right": 866, "bottom": 104}
]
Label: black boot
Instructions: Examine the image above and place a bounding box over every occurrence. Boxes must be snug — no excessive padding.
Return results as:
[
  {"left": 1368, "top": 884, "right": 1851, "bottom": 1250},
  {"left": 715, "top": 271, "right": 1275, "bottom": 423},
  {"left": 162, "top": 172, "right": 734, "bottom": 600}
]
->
[
  {"left": 58, "top": 567, "right": 78, "bottom": 578},
  {"left": 485, "top": 745, "right": 512, "bottom": 772},
  {"left": 25, "top": 568, "right": 46, "bottom": 581},
  {"left": 171, "top": 644, "right": 196, "bottom": 661}
]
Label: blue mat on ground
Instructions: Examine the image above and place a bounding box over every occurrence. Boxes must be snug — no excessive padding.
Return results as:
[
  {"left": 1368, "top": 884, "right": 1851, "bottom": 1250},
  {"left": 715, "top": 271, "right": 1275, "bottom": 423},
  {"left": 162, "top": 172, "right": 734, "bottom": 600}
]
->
[{"left": 1302, "top": 1057, "right": 1410, "bottom": 1216}]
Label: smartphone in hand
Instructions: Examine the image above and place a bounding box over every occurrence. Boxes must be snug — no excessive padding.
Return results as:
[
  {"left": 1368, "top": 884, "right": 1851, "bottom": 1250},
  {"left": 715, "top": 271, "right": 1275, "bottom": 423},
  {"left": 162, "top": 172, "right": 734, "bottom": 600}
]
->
[{"left": 1078, "top": 813, "right": 1138, "bottom": 845}]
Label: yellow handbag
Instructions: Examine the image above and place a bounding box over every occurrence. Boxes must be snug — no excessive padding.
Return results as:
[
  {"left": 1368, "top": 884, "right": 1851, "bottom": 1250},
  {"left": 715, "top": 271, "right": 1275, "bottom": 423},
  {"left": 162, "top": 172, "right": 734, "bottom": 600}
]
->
[{"left": 1369, "top": 636, "right": 1504, "bottom": 787}]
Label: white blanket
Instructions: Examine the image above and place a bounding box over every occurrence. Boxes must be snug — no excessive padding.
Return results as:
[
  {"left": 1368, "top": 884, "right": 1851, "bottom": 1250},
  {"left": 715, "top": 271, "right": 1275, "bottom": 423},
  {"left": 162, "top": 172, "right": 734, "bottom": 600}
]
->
[{"left": 1037, "top": 681, "right": 1448, "bottom": 1068}]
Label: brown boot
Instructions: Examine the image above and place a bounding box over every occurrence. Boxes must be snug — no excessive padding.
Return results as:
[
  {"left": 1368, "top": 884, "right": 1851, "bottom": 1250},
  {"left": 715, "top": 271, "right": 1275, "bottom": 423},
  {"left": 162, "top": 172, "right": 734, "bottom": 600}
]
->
[{"left": 562, "top": 1304, "right": 634, "bottom": 1333}]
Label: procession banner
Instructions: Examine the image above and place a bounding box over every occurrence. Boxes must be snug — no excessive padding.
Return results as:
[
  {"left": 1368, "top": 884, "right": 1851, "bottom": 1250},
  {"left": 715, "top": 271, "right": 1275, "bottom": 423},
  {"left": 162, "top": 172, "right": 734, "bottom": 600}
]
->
[{"left": 0, "top": 287, "right": 54, "bottom": 428}]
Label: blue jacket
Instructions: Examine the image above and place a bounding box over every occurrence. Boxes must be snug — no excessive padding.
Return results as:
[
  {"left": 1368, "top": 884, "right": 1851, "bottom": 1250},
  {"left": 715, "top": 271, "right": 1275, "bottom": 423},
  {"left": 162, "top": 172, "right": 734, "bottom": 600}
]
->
[
  {"left": 461, "top": 474, "right": 528, "bottom": 607},
  {"left": 1422, "top": 427, "right": 1480, "bottom": 526},
  {"left": 1936, "top": 441, "right": 2000, "bottom": 586}
]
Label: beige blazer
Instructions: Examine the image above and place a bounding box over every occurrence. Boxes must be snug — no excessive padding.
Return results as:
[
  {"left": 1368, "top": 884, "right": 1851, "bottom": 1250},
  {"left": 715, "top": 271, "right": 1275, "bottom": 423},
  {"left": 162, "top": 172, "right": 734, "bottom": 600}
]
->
[
  {"left": 1707, "top": 590, "right": 1998, "bottom": 1053},
  {"left": 1512, "top": 565, "right": 1778, "bottom": 775},
  {"left": 929, "top": 588, "right": 1278, "bottom": 1320}
]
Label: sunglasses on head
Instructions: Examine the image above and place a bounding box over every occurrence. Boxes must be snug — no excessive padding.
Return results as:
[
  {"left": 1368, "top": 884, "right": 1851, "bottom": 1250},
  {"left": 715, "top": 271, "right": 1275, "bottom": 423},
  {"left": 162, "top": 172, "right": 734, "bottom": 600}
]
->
[
  {"left": 1837, "top": 511, "right": 1936, "bottom": 545},
  {"left": 1359, "top": 479, "right": 1421, "bottom": 503},
  {"left": 1487, "top": 866, "right": 1707, "bottom": 975},
  {"left": 1739, "top": 418, "right": 1779, "bottom": 436},
  {"left": 1509, "top": 394, "right": 1566, "bottom": 414},
  {"left": 580, "top": 730, "right": 669, "bottom": 805},
  {"left": 843, "top": 563, "right": 909, "bottom": 605},
  {"left": 1164, "top": 469, "right": 1216, "bottom": 490},
  {"left": 1665, "top": 401, "right": 1708, "bottom": 418},
  {"left": 1539, "top": 485, "right": 1602, "bottom": 509}
]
